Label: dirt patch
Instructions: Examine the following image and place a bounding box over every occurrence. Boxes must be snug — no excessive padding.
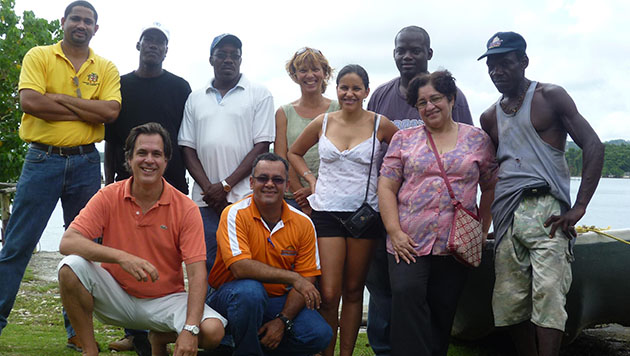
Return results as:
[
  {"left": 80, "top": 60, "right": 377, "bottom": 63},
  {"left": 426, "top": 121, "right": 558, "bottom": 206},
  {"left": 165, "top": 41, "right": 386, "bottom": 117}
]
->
[{"left": 27, "top": 251, "right": 63, "bottom": 282}]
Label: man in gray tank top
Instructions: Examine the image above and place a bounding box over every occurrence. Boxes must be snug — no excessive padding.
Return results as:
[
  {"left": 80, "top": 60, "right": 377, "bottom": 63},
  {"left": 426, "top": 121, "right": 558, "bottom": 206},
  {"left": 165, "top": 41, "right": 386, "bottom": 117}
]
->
[{"left": 479, "top": 32, "right": 604, "bottom": 356}]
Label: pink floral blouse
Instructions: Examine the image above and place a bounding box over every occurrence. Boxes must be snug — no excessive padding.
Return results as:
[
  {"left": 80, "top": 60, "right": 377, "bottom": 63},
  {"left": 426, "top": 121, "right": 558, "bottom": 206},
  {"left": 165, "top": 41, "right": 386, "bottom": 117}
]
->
[{"left": 380, "top": 123, "right": 498, "bottom": 256}]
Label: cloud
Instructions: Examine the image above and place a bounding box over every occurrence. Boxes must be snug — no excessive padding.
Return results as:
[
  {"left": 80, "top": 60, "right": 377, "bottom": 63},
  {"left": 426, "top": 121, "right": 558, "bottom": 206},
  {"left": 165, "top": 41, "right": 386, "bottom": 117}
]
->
[{"left": 14, "top": 0, "right": 629, "bottom": 140}]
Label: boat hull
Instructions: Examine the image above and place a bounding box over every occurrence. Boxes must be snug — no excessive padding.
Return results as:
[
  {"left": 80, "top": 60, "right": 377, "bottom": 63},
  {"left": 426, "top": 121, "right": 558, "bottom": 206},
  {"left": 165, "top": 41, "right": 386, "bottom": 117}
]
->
[{"left": 451, "top": 229, "right": 630, "bottom": 343}]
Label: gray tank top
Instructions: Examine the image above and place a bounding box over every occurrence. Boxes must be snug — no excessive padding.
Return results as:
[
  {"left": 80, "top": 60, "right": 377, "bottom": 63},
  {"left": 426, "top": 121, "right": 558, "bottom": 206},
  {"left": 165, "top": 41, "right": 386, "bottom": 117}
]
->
[{"left": 491, "top": 81, "right": 571, "bottom": 247}]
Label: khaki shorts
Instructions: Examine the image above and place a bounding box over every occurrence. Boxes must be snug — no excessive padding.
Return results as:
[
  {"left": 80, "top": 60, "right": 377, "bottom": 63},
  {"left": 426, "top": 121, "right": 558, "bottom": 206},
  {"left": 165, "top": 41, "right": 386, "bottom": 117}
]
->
[
  {"left": 58, "top": 255, "right": 227, "bottom": 332},
  {"left": 492, "top": 195, "right": 572, "bottom": 331}
]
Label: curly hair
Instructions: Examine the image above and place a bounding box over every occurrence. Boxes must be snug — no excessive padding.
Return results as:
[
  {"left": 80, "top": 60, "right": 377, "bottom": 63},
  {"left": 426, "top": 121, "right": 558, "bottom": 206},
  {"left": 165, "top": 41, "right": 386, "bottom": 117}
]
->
[
  {"left": 406, "top": 70, "right": 457, "bottom": 108},
  {"left": 286, "top": 48, "right": 333, "bottom": 93}
]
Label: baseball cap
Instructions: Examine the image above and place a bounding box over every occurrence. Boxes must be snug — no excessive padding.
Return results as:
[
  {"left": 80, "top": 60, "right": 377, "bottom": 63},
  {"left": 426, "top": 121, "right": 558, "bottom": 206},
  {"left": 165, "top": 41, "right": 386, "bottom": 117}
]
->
[
  {"left": 210, "top": 34, "right": 242, "bottom": 56},
  {"left": 140, "top": 22, "right": 170, "bottom": 43},
  {"left": 477, "top": 31, "right": 526, "bottom": 60}
]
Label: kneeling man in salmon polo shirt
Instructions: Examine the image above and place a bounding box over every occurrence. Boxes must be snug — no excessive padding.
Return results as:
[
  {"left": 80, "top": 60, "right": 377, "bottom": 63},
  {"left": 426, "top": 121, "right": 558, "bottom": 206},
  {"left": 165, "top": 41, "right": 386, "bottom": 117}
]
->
[
  {"left": 207, "top": 152, "right": 332, "bottom": 356},
  {"left": 57, "top": 122, "right": 226, "bottom": 356}
]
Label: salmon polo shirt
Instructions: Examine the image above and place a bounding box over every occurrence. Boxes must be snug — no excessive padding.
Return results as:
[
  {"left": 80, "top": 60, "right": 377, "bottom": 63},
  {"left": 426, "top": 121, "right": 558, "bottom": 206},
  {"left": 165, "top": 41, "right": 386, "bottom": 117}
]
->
[
  {"left": 70, "top": 178, "right": 206, "bottom": 298},
  {"left": 209, "top": 196, "right": 321, "bottom": 297}
]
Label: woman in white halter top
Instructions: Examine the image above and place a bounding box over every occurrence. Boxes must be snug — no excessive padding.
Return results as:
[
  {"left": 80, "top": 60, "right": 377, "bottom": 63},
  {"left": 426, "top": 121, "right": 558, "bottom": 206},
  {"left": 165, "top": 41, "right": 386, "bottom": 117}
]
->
[{"left": 289, "top": 65, "right": 398, "bottom": 356}]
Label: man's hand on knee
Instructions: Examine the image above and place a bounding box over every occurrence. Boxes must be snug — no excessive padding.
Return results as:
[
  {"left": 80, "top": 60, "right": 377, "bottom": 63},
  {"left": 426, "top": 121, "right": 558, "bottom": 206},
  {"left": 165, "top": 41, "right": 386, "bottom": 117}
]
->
[
  {"left": 118, "top": 253, "right": 159, "bottom": 282},
  {"left": 258, "top": 318, "right": 285, "bottom": 350},
  {"left": 173, "top": 332, "right": 198, "bottom": 356},
  {"left": 293, "top": 276, "right": 321, "bottom": 310}
]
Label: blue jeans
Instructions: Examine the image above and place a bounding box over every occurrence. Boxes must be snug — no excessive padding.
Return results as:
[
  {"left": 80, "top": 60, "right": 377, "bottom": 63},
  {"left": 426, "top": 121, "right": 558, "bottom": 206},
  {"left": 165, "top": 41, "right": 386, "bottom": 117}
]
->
[
  {"left": 207, "top": 279, "right": 331, "bottom": 356},
  {"left": 199, "top": 206, "right": 221, "bottom": 275},
  {"left": 365, "top": 237, "right": 392, "bottom": 355},
  {"left": 0, "top": 146, "right": 101, "bottom": 335}
]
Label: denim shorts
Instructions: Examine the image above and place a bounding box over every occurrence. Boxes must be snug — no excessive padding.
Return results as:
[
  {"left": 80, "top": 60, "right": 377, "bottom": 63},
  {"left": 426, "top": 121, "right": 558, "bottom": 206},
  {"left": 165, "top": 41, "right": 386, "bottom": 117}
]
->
[{"left": 311, "top": 209, "right": 386, "bottom": 239}]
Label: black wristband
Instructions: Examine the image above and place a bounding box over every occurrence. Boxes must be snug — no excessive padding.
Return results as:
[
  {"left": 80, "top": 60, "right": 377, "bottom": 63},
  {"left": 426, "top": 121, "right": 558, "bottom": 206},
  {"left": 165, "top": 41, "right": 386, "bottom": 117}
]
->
[{"left": 274, "top": 313, "right": 294, "bottom": 333}]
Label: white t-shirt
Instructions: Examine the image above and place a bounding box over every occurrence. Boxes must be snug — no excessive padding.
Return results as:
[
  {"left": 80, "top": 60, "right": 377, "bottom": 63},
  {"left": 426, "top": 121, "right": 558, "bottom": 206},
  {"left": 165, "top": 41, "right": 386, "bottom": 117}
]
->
[{"left": 178, "top": 75, "right": 275, "bottom": 206}]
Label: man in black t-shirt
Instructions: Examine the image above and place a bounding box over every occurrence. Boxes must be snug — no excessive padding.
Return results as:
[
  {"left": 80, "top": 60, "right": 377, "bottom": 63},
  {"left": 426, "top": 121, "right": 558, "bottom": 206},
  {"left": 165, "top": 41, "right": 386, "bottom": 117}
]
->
[
  {"left": 103, "top": 22, "right": 192, "bottom": 355},
  {"left": 105, "top": 22, "right": 191, "bottom": 194}
]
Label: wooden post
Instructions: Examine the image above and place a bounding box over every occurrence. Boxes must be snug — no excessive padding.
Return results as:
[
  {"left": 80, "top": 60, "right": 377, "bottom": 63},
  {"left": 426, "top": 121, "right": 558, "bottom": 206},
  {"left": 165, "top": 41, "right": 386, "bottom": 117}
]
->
[{"left": 0, "top": 183, "right": 17, "bottom": 246}]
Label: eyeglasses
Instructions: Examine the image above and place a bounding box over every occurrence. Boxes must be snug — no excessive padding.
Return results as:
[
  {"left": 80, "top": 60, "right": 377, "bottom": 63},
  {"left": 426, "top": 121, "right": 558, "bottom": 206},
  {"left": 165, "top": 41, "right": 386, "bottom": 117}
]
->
[
  {"left": 252, "top": 175, "right": 286, "bottom": 185},
  {"left": 72, "top": 76, "right": 82, "bottom": 98},
  {"left": 415, "top": 94, "right": 445, "bottom": 109},
  {"left": 295, "top": 47, "right": 322, "bottom": 56},
  {"left": 213, "top": 52, "right": 241, "bottom": 61}
]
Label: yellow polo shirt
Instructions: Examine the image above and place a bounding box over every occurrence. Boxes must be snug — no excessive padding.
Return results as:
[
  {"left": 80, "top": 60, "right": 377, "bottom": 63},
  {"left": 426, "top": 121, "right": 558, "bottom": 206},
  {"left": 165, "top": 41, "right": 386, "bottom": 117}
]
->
[{"left": 18, "top": 41, "right": 121, "bottom": 146}]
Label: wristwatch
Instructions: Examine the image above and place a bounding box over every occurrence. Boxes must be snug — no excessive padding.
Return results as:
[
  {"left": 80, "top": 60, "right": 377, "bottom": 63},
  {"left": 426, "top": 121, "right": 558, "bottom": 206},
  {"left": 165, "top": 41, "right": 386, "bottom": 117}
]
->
[
  {"left": 221, "top": 180, "right": 232, "bottom": 193},
  {"left": 275, "top": 313, "right": 294, "bottom": 334},
  {"left": 183, "top": 324, "right": 200, "bottom": 336}
]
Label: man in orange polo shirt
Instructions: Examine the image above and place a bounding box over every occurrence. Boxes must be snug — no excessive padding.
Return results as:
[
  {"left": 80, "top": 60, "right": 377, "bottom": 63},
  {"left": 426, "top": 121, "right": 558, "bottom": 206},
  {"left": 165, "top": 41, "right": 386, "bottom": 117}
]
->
[
  {"left": 56, "top": 123, "right": 226, "bottom": 356},
  {"left": 207, "top": 152, "right": 332, "bottom": 355}
]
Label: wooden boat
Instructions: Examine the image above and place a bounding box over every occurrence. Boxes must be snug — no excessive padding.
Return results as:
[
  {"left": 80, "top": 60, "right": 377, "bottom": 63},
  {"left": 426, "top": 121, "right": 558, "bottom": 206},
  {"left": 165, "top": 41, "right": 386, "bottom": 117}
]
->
[{"left": 451, "top": 229, "right": 630, "bottom": 343}]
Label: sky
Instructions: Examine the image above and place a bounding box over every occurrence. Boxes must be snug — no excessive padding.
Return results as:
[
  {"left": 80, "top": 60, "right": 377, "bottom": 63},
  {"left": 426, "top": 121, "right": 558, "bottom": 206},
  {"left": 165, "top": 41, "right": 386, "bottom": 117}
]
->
[{"left": 13, "top": 0, "right": 630, "bottom": 142}]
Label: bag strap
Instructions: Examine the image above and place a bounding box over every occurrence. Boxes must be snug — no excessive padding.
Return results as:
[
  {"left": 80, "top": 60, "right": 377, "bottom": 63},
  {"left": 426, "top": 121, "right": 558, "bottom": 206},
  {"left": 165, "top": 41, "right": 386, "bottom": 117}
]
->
[
  {"left": 424, "top": 126, "right": 457, "bottom": 202},
  {"left": 362, "top": 114, "right": 378, "bottom": 203}
]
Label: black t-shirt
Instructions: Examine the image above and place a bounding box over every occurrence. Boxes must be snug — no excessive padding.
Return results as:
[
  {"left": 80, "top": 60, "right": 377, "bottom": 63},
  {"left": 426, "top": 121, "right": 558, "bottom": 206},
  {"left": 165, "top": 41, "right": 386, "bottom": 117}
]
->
[{"left": 105, "top": 70, "right": 191, "bottom": 194}]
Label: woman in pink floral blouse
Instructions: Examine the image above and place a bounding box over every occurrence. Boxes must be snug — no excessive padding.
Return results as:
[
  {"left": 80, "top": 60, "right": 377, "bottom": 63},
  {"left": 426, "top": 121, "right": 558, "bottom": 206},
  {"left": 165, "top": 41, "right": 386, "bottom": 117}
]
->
[{"left": 378, "top": 70, "right": 497, "bottom": 356}]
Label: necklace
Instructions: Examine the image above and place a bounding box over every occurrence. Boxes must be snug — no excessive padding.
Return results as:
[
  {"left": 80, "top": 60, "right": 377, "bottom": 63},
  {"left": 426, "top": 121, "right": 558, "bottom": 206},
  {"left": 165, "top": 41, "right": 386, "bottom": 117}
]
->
[{"left": 500, "top": 79, "right": 531, "bottom": 115}]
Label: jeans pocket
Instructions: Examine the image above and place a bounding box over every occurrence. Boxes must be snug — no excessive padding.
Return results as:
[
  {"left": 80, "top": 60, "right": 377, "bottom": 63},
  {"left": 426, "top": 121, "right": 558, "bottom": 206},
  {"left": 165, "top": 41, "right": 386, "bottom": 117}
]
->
[
  {"left": 83, "top": 149, "right": 101, "bottom": 164},
  {"left": 24, "top": 148, "right": 48, "bottom": 163}
]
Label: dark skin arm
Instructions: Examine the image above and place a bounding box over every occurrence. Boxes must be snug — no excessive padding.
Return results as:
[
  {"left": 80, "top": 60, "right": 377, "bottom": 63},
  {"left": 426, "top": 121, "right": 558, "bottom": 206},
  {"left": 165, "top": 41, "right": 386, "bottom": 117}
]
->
[
  {"left": 480, "top": 83, "right": 604, "bottom": 239},
  {"left": 20, "top": 89, "right": 120, "bottom": 124},
  {"left": 229, "top": 259, "right": 320, "bottom": 309},
  {"left": 20, "top": 89, "right": 82, "bottom": 122},
  {"left": 537, "top": 84, "right": 604, "bottom": 238},
  {"left": 46, "top": 93, "right": 120, "bottom": 124},
  {"left": 181, "top": 142, "right": 270, "bottom": 214},
  {"left": 104, "top": 141, "right": 115, "bottom": 185}
]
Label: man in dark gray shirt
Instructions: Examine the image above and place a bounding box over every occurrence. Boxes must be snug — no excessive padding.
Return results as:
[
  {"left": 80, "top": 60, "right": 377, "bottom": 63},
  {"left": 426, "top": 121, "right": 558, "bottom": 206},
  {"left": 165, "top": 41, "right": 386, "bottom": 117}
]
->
[{"left": 365, "top": 25, "right": 473, "bottom": 355}]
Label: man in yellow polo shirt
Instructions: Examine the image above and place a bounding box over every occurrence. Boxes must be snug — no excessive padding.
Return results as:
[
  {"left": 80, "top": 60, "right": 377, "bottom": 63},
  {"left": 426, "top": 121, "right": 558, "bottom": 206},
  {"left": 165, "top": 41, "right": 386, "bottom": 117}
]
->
[{"left": 0, "top": 1, "right": 121, "bottom": 348}]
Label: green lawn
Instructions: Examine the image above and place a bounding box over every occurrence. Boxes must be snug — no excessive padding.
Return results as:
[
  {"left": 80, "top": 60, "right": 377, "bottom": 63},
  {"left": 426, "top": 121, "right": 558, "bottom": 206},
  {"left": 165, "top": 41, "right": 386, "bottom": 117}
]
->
[{"left": 0, "top": 268, "right": 497, "bottom": 355}]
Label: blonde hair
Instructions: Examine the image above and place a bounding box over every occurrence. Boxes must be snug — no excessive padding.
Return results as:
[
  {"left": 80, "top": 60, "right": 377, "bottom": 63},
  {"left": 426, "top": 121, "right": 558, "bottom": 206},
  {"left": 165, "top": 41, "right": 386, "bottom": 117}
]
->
[{"left": 285, "top": 47, "right": 333, "bottom": 93}]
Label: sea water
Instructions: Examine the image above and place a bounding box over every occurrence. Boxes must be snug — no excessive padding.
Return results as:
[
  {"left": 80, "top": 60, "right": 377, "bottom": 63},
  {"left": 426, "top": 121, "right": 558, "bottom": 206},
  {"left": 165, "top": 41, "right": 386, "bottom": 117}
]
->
[{"left": 6, "top": 178, "right": 630, "bottom": 252}]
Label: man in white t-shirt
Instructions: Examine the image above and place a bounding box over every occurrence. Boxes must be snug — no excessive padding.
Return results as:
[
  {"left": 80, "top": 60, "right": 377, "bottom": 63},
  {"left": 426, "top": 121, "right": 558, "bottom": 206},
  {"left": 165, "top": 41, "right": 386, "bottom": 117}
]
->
[{"left": 178, "top": 33, "right": 275, "bottom": 274}]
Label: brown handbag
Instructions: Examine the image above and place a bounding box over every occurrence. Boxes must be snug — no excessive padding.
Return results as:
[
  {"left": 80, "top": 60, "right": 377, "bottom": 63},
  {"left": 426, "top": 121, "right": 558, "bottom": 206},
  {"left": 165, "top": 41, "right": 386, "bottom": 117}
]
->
[{"left": 425, "top": 127, "right": 483, "bottom": 268}]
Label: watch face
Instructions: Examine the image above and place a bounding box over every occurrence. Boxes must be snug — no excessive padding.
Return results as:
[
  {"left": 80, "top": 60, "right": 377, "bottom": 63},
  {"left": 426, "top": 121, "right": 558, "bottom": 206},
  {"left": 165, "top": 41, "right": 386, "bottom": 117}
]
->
[{"left": 185, "top": 325, "right": 199, "bottom": 335}]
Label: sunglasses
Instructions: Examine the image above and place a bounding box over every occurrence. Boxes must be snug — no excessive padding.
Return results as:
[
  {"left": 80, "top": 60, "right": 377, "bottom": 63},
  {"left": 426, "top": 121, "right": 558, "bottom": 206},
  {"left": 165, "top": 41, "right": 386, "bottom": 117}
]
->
[
  {"left": 295, "top": 47, "right": 322, "bottom": 56},
  {"left": 252, "top": 175, "right": 286, "bottom": 185}
]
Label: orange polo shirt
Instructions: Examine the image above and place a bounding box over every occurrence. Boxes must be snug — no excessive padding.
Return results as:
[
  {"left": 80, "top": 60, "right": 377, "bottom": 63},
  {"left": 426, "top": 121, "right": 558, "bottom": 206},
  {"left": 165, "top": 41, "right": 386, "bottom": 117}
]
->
[
  {"left": 70, "top": 178, "right": 206, "bottom": 299},
  {"left": 209, "top": 195, "right": 321, "bottom": 297}
]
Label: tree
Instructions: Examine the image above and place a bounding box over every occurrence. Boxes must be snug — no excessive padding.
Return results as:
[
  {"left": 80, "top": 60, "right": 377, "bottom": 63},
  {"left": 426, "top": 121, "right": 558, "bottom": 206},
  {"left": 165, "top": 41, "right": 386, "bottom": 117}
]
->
[{"left": 0, "top": 0, "right": 62, "bottom": 182}]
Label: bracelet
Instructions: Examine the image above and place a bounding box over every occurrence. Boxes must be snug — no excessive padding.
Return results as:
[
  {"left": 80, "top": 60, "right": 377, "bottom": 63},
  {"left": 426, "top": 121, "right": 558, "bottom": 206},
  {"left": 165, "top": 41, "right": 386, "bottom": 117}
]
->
[{"left": 303, "top": 170, "right": 313, "bottom": 177}]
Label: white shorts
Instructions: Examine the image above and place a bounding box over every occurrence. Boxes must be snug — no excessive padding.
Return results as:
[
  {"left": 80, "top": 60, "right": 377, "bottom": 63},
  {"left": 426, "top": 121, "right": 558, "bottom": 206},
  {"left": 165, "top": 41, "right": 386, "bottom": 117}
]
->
[{"left": 58, "top": 255, "right": 227, "bottom": 332}]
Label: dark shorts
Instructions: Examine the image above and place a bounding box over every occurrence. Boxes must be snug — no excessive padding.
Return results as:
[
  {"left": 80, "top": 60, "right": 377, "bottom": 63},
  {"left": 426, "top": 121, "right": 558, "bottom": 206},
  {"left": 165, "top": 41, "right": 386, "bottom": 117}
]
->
[{"left": 311, "top": 209, "right": 386, "bottom": 239}]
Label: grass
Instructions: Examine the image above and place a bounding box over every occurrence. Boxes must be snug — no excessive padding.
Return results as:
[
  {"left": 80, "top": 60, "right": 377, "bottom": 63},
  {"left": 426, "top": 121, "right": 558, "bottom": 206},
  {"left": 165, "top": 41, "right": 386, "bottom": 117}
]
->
[
  {"left": 0, "top": 268, "right": 496, "bottom": 355},
  {"left": 0, "top": 268, "right": 134, "bottom": 356}
]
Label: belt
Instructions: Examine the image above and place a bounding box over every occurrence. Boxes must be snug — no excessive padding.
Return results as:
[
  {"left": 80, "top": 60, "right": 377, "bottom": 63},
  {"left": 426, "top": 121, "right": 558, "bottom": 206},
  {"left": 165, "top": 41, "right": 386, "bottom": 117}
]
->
[
  {"left": 30, "top": 142, "right": 96, "bottom": 156},
  {"left": 522, "top": 185, "right": 551, "bottom": 197}
]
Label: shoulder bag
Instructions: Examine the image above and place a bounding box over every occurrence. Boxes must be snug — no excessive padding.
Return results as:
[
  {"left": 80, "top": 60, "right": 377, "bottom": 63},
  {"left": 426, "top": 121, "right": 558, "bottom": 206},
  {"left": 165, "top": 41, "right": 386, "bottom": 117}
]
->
[{"left": 425, "top": 126, "right": 483, "bottom": 267}]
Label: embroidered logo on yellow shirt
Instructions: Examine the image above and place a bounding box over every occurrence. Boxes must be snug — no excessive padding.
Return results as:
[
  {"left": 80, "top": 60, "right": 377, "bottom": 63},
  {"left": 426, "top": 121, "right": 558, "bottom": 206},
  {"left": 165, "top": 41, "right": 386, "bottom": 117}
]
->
[{"left": 86, "top": 72, "right": 99, "bottom": 86}]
